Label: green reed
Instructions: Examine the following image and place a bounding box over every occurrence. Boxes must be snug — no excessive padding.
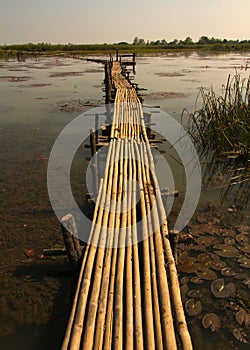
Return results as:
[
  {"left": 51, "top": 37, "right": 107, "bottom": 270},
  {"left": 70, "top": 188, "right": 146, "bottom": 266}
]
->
[
  {"left": 185, "top": 74, "right": 250, "bottom": 206},
  {"left": 188, "top": 74, "right": 249, "bottom": 162}
]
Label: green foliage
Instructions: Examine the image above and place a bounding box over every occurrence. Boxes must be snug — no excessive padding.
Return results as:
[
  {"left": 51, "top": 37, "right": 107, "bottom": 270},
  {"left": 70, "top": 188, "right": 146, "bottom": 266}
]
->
[
  {"left": 1, "top": 36, "right": 250, "bottom": 55},
  {"left": 189, "top": 74, "right": 250, "bottom": 162}
]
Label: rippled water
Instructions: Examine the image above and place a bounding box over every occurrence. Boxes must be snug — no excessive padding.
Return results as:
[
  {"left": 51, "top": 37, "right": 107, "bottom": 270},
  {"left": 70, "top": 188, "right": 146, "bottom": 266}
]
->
[{"left": 0, "top": 52, "right": 249, "bottom": 349}]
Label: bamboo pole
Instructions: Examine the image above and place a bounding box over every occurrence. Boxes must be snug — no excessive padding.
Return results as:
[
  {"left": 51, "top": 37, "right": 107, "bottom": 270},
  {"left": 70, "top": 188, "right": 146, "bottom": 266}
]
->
[
  {"left": 93, "top": 139, "right": 122, "bottom": 350},
  {"left": 144, "top": 141, "right": 193, "bottom": 350},
  {"left": 81, "top": 137, "right": 118, "bottom": 349},
  {"left": 140, "top": 142, "right": 178, "bottom": 350},
  {"left": 125, "top": 141, "right": 134, "bottom": 350},
  {"left": 133, "top": 141, "right": 155, "bottom": 350},
  {"left": 103, "top": 140, "right": 124, "bottom": 349},
  {"left": 61, "top": 179, "right": 104, "bottom": 350},
  {"left": 130, "top": 140, "right": 144, "bottom": 350},
  {"left": 113, "top": 140, "right": 128, "bottom": 349}
]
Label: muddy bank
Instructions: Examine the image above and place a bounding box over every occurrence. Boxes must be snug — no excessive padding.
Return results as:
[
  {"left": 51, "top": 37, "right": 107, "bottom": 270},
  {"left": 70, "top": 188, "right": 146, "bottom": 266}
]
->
[{"left": 0, "top": 124, "right": 89, "bottom": 349}]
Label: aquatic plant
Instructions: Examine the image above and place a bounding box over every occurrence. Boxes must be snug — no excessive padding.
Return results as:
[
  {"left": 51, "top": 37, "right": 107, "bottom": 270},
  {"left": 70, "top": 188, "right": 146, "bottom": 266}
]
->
[
  {"left": 202, "top": 313, "right": 221, "bottom": 332},
  {"left": 185, "top": 298, "right": 203, "bottom": 316},
  {"left": 186, "top": 74, "right": 250, "bottom": 206},
  {"left": 211, "top": 278, "right": 235, "bottom": 298}
]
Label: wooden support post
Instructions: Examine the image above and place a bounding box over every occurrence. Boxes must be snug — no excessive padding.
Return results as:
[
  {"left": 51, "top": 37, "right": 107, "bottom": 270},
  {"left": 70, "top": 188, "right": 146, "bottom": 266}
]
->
[
  {"left": 90, "top": 128, "right": 96, "bottom": 156},
  {"left": 43, "top": 248, "right": 67, "bottom": 256},
  {"left": 168, "top": 230, "right": 179, "bottom": 264},
  {"left": 95, "top": 113, "right": 99, "bottom": 144},
  {"left": 144, "top": 112, "right": 152, "bottom": 138},
  {"left": 116, "top": 49, "right": 119, "bottom": 61},
  {"left": 61, "top": 214, "right": 82, "bottom": 271}
]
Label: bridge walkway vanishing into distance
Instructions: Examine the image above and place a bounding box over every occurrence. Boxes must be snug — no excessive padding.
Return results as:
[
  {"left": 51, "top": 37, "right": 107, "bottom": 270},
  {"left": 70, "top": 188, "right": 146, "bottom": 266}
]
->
[{"left": 61, "top": 60, "right": 194, "bottom": 350}]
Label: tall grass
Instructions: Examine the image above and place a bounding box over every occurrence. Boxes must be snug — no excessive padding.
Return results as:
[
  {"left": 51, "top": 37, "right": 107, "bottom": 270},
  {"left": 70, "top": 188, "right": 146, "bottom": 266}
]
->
[{"left": 186, "top": 74, "right": 250, "bottom": 206}]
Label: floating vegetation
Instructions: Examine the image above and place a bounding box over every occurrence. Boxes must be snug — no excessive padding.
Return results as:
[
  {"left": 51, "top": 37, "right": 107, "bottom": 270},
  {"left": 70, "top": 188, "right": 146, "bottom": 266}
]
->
[
  {"left": 196, "top": 268, "right": 217, "bottom": 281},
  {"left": 237, "top": 258, "right": 250, "bottom": 268},
  {"left": 178, "top": 261, "right": 201, "bottom": 273},
  {"left": 239, "top": 245, "right": 250, "bottom": 254},
  {"left": 214, "top": 244, "right": 239, "bottom": 258},
  {"left": 155, "top": 72, "right": 185, "bottom": 77},
  {"left": 232, "top": 328, "right": 248, "bottom": 344},
  {"left": 186, "top": 74, "right": 250, "bottom": 207},
  {"left": 202, "top": 313, "right": 221, "bottom": 332},
  {"left": 243, "top": 278, "right": 250, "bottom": 288},
  {"left": 51, "top": 98, "right": 102, "bottom": 113},
  {"left": 196, "top": 236, "right": 213, "bottom": 247},
  {"left": 235, "top": 225, "right": 249, "bottom": 233},
  {"left": 180, "top": 284, "right": 189, "bottom": 298},
  {"left": 178, "top": 252, "right": 200, "bottom": 273},
  {"left": 219, "top": 228, "right": 236, "bottom": 237},
  {"left": 49, "top": 71, "right": 85, "bottom": 77},
  {"left": 221, "top": 267, "right": 234, "bottom": 276},
  {"left": 188, "top": 289, "right": 203, "bottom": 298},
  {"left": 235, "top": 309, "right": 250, "bottom": 327},
  {"left": 145, "top": 91, "right": 189, "bottom": 100},
  {"left": 211, "top": 278, "right": 235, "bottom": 298},
  {"left": 224, "top": 237, "right": 236, "bottom": 245},
  {"left": 211, "top": 259, "right": 227, "bottom": 271},
  {"left": 189, "top": 276, "right": 203, "bottom": 284},
  {"left": 185, "top": 298, "right": 203, "bottom": 316},
  {"left": 235, "top": 233, "right": 249, "bottom": 244}
]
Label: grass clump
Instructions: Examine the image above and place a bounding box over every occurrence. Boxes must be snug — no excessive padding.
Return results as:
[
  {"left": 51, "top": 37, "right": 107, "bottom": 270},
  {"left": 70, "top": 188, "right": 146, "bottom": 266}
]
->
[{"left": 186, "top": 74, "right": 250, "bottom": 206}]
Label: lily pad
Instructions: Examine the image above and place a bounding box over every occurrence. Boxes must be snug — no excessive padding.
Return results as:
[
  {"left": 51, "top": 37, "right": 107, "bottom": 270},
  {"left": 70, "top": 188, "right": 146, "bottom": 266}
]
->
[
  {"left": 202, "top": 313, "right": 221, "bottom": 331},
  {"left": 235, "top": 233, "right": 249, "bottom": 244},
  {"left": 235, "top": 225, "right": 249, "bottom": 233},
  {"left": 197, "top": 236, "right": 213, "bottom": 247},
  {"left": 196, "top": 216, "right": 207, "bottom": 224},
  {"left": 243, "top": 278, "right": 250, "bottom": 288},
  {"left": 232, "top": 328, "right": 248, "bottom": 344},
  {"left": 211, "top": 278, "right": 235, "bottom": 298},
  {"left": 237, "top": 258, "right": 250, "bottom": 268},
  {"left": 224, "top": 237, "right": 236, "bottom": 245},
  {"left": 221, "top": 267, "right": 234, "bottom": 276},
  {"left": 238, "top": 245, "right": 250, "bottom": 254},
  {"left": 220, "top": 228, "right": 235, "bottom": 237},
  {"left": 178, "top": 253, "right": 202, "bottom": 273},
  {"left": 185, "top": 298, "right": 202, "bottom": 316},
  {"left": 196, "top": 268, "right": 217, "bottom": 281},
  {"left": 211, "top": 260, "right": 227, "bottom": 271},
  {"left": 235, "top": 309, "right": 250, "bottom": 327},
  {"left": 214, "top": 244, "right": 239, "bottom": 258},
  {"left": 190, "top": 276, "right": 204, "bottom": 284},
  {"left": 188, "top": 289, "right": 202, "bottom": 298},
  {"left": 204, "top": 226, "right": 220, "bottom": 235},
  {"left": 181, "top": 276, "right": 190, "bottom": 285},
  {"left": 197, "top": 253, "right": 212, "bottom": 264},
  {"left": 180, "top": 284, "right": 189, "bottom": 298},
  {"left": 179, "top": 262, "right": 202, "bottom": 273}
]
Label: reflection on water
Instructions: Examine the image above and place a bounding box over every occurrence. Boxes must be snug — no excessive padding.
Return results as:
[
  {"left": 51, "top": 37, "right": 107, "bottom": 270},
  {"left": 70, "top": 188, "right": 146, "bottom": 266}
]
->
[{"left": 0, "top": 53, "right": 249, "bottom": 349}]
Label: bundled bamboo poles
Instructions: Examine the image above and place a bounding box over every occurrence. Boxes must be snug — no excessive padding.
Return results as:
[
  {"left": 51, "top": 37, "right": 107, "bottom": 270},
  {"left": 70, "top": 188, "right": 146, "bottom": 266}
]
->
[{"left": 61, "top": 61, "right": 193, "bottom": 350}]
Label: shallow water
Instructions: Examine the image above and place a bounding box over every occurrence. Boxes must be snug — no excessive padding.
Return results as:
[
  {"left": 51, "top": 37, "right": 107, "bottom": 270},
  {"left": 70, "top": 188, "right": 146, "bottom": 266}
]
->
[{"left": 0, "top": 53, "right": 249, "bottom": 350}]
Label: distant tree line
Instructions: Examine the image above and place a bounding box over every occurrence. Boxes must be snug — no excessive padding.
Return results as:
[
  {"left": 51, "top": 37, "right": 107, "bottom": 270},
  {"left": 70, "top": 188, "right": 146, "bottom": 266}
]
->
[
  {"left": 132, "top": 35, "right": 250, "bottom": 46},
  {"left": 0, "top": 36, "right": 250, "bottom": 55}
]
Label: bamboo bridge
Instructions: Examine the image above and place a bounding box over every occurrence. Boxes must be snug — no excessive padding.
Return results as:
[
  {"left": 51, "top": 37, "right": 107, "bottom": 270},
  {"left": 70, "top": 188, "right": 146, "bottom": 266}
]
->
[{"left": 60, "top": 58, "right": 193, "bottom": 350}]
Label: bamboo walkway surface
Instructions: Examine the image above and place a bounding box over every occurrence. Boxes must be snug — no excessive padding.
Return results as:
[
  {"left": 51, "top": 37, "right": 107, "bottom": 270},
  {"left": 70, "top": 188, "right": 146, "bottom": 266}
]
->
[{"left": 61, "top": 62, "right": 193, "bottom": 350}]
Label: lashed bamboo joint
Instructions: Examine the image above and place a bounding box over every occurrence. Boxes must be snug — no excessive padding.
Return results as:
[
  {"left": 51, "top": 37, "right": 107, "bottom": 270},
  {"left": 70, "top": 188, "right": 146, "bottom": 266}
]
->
[{"left": 61, "top": 60, "right": 193, "bottom": 350}]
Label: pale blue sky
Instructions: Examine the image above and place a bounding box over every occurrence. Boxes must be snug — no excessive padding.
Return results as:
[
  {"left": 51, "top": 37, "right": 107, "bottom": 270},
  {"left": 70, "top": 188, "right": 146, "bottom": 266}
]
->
[{"left": 0, "top": 0, "right": 249, "bottom": 44}]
